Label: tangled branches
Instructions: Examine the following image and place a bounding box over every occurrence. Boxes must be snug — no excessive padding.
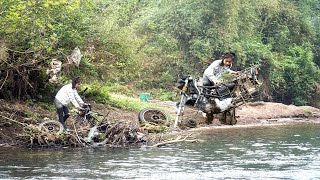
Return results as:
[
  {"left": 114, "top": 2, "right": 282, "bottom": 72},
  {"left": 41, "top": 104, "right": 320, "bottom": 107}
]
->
[
  {"left": 0, "top": 42, "right": 82, "bottom": 100},
  {"left": 0, "top": 45, "right": 46, "bottom": 100},
  {"left": 17, "top": 120, "right": 148, "bottom": 148},
  {"left": 87, "top": 121, "right": 147, "bottom": 147},
  {"left": 17, "top": 120, "right": 202, "bottom": 148},
  {"left": 1, "top": 105, "right": 200, "bottom": 148}
]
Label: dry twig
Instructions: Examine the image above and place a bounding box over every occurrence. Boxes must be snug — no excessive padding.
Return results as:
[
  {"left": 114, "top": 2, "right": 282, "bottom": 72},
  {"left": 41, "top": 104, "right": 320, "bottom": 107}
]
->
[{"left": 151, "top": 133, "right": 202, "bottom": 148}]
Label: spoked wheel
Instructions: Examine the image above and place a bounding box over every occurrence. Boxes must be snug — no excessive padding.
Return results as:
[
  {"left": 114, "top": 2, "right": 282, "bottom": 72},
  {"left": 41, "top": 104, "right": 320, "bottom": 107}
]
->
[
  {"left": 224, "top": 108, "right": 237, "bottom": 125},
  {"left": 39, "top": 120, "right": 64, "bottom": 134},
  {"left": 138, "top": 108, "right": 170, "bottom": 124}
]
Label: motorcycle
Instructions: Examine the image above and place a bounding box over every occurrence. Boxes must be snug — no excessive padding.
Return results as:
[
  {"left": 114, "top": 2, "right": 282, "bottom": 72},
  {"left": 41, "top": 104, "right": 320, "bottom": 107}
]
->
[{"left": 174, "top": 66, "right": 261, "bottom": 128}]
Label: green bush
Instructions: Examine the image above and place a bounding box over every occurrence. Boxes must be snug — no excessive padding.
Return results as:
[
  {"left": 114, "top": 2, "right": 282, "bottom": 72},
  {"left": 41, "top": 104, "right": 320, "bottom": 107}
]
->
[
  {"left": 81, "top": 83, "right": 110, "bottom": 104},
  {"left": 270, "top": 44, "right": 320, "bottom": 105}
]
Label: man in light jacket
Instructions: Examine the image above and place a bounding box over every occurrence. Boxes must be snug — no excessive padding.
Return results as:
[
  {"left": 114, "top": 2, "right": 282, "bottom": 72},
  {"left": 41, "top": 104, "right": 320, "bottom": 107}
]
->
[
  {"left": 203, "top": 52, "right": 238, "bottom": 86},
  {"left": 54, "top": 77, "right": 84, "bottom": 130}
]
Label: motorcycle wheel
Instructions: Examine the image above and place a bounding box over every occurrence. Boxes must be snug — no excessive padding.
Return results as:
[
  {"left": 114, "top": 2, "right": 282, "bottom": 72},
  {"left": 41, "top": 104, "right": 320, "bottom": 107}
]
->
[
  {"left": 224, "top": 108, "right": 237, "bottom": 125},
  {"left": 39, "top": 120, "right": 64, "bottom": 134},
  {"left": 138, "top": 108, "right": 170, "bottom": 124}
]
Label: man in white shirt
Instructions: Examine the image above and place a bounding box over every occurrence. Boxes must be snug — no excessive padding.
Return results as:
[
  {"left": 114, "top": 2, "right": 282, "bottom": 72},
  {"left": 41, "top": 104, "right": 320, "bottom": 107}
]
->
[
  {"left": 54, "top": 77, "right": 84, "bottom": 130},
  {"left": 203, "top": 53, "right": 238, "bottom": 86}
]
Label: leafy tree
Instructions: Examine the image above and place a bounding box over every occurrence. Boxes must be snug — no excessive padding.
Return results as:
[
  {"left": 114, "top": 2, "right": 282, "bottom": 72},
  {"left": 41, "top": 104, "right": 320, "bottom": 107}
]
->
[
  {"left": 1, "top": 0, "right": 320, "bottom": 107},
  {"left": 0, "top": 0, "right": 90, "bottom": 100},
  {"left": 271, "top": 44, "right": 320, "bottom": 105}
]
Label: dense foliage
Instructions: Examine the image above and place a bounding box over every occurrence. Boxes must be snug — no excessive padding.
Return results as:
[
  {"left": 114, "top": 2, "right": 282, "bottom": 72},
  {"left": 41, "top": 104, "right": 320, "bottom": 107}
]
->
[{"left": 0, "top": 0, "right": 319, "bottom": 106}]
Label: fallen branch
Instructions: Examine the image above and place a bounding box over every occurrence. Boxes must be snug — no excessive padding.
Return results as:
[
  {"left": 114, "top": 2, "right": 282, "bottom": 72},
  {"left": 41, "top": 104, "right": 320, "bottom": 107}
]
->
[
  {"left": 0, "top": 71, "right": 8, "bottom": 90},
  {"left": 72, "top": 121, "right": 86, "bottom": 147},
  {"left": 0, "top": 114, "right": 27, "bottom": 126},
  {"left": 151, "top": 133, "right": 203, "bottom": 148},
  {"left": 151, "top": 139, "right": 199, "bottom": 147}
]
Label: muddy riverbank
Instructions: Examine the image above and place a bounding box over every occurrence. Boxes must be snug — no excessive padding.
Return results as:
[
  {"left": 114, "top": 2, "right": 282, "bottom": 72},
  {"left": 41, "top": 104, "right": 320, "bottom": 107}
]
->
[{"left": 1, "top": 99, "right": 320, "bottom": 146}]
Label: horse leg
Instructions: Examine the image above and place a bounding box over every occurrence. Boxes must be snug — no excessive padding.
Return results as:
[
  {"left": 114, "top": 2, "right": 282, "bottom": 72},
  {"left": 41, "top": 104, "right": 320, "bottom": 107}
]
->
[
  {"left": 224, "top": 108, "right": 237, "bottom": 125},
  {"left": 206, "top": 112, "right": 214, "bottom": 124}
]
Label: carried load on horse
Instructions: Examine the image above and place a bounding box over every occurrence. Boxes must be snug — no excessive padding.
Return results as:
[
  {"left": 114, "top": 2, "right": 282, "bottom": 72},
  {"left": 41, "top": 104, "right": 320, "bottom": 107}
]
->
[{"left": 174, "top": 65, "right": 261, "bottom": 128}]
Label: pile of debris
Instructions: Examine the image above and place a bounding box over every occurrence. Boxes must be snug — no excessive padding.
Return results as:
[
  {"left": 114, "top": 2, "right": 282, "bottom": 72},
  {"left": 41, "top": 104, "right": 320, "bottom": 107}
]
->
[
  {"left": 17, "top": 120, "right": 149, "bottom": 148},
  {"left": 0, "top": 102, "right": 199, "bottom": 148}
]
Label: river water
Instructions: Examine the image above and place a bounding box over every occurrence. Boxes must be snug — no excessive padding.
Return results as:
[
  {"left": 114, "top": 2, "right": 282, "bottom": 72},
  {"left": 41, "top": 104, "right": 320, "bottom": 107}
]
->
[{"left": 1, "top": 123, "right": 320, "bottom": 180}]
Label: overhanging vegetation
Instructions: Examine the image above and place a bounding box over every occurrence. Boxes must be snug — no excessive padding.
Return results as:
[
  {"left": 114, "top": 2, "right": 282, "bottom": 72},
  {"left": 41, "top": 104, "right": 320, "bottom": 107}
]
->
[{"left": 0, "top": 0, "right": 319, "bottom": 106}]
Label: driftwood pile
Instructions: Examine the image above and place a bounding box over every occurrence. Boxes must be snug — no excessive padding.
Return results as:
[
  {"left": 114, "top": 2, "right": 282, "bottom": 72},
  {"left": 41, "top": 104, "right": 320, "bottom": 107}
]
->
[
  {"left": 0, "top": 101, "right": 201, "bottom": 148},
  {"left": 20, "top": 122, "right": 201, "bottom": 148},
  {"left": 17, "top": 121, "right": 148, "bottom": 148},
  {"left": 1, "top": 115, "right": 201, "bottom": 148}
]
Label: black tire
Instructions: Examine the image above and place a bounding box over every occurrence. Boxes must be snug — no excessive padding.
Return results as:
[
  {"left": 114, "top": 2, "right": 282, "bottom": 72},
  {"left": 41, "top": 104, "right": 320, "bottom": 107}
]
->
[
  {"left": 39, "top": 120, "right": 64, "bottom": 134},
  {"left": 138, "top": 108, "right": 170, "bottom": 124},
  {"left": 224, "top": 108, "right": 237, "bottom": 125},
  {"left": 185, "top": 119, "right": 197, "bottom": 128}
]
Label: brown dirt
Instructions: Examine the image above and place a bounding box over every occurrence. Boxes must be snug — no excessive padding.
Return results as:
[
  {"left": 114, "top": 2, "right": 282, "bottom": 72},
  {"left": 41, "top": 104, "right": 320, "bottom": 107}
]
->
[
  {"left": 1, "top": 99, "right": 320, "bottom": 146},
  {"left": 236, "top": 101, "right": 320, "bottom": 123},
  {"left": 151, "top": 100, "right": 320, "bottom": 127}
]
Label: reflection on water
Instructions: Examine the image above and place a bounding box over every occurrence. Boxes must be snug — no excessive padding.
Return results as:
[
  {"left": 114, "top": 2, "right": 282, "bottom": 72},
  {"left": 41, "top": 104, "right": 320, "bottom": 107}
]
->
[{"left": 1, "top": 123, "right": 320, "bottom": 180}]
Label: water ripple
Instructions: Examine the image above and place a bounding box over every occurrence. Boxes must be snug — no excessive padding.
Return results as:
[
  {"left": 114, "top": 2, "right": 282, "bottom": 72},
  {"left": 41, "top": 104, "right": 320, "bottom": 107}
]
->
[{"left": 1, "top": 123, "right": 320, "bottom": 179}]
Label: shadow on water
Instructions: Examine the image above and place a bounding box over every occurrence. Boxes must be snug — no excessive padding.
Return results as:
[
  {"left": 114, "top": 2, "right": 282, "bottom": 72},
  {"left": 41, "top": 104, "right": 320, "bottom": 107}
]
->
[{"left": 1, "top": 123, "right": 320, "bottom": 179}]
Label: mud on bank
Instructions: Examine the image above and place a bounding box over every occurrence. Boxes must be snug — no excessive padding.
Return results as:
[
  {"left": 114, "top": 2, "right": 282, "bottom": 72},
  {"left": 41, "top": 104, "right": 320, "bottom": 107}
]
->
[{"left": 1, "top": 99, "right": 320, "bottom": 147}]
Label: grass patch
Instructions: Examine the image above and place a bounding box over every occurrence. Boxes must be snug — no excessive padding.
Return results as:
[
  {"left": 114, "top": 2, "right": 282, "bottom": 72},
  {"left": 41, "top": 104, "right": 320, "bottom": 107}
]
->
[
  {"left": 148, "top": 88, "right": 179, "bottom": 101},
  {"left": 108, "top": 94, "right": 159, "bottom": 112},
  {"left": 80, "top": 83, "right": 110, "bottom": 104}
]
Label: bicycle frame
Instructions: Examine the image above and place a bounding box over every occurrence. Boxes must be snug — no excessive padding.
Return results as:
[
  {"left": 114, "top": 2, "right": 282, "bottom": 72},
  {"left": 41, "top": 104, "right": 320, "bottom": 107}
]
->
[{"left": 77, "top": 104, "right": 103, "bottom": 127}]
